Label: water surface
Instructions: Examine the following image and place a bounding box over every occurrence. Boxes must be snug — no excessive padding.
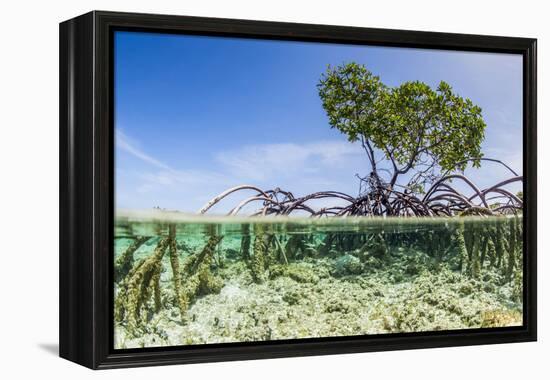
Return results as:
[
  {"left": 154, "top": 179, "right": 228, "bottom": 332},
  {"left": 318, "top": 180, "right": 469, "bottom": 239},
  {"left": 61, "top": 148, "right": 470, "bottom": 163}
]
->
[{"left": 114, "top": 211, "right": 523, "bottom": 349}]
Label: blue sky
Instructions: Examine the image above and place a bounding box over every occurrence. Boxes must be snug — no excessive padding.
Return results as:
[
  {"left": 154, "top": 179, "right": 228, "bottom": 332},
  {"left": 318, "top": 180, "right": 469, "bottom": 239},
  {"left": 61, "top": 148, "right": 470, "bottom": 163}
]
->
[{"left": 114, "top": 31, "right": 523, "bottom": 213}]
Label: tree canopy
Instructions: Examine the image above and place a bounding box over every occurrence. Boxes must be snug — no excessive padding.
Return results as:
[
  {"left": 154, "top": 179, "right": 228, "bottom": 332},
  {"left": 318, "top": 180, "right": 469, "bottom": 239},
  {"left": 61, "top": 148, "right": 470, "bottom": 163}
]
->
[
  {"left": 317, "top": 62, "right": 486, "bottom": 193},
  {"left": 197, "top": 64, "right": 521, "bottom": 218}
]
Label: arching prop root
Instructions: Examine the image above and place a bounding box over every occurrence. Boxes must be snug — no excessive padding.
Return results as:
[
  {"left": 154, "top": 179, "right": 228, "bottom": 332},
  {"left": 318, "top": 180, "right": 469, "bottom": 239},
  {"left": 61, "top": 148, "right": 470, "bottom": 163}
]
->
[{"left": 198, "top": 173, "right": 522, "bottom": 218}]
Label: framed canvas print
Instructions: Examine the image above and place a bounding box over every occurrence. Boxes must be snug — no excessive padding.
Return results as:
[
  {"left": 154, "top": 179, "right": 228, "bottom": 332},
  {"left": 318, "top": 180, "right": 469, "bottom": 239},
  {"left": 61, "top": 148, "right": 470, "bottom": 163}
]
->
[{"left": 59, "top": 11, "right": 537, "bottom": 369}]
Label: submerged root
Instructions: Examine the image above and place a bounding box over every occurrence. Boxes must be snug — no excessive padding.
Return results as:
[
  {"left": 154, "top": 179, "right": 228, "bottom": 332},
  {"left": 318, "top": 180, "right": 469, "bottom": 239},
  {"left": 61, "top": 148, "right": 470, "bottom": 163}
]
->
[
  {"left": 250, "top": 227, "right": 270, "bottom": 283},
  {"left": 453, "top": 224, "right": 468, "bottom": 273},
  {"left": 176, "top": 235, "right": 224, "bottom": 321},
  {"left": 114, "top": 236, "right": 150, "bottom": 283},
  {"left": 451, "top": 217, "right": 522, "bottom": 283},
  {"left": 272, "top": 235, "right": 288, "bottom": 265},
  {"left": 239, "top": 224, "right": 251, "bottom": 260},
  {"left": 506, "top": 217, "right": 518, "bottom": 280},
  {"left": 116, "top": 227, "right": 225, "bottom": 330},
  {"left": 284, "top": 235, "right": 308, "bottom": 260},
  {"left": 168, "top": 225, "right": 187, "bottom": 323},
  {"left": 358, "top": 233, "right": 388, "bottom": 262},
  {"left": 115, "top": 237, "right": 170, "bottom": 336}
]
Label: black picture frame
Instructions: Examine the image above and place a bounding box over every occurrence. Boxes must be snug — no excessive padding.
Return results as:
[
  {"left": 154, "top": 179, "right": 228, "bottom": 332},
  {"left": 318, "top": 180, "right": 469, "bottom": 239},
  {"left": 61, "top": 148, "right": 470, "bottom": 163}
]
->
[{"left": 59, "top": 10, "right": 537, "bottom": 369}]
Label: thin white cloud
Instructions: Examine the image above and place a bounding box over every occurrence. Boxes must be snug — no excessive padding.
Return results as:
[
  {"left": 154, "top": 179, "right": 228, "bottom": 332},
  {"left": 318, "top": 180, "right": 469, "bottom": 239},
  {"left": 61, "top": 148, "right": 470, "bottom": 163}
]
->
[
  {"left": 215, "top": 141, "right": 363, "bottom": 182},
  {"left": 116, "top": 130, "right": 172, "bottom": 171},
  {"left": 115, "top": 131, "right": 366, "bottom": 212},
  {"left": 116, "top": 129, "right": 228, "bottom": 188}
]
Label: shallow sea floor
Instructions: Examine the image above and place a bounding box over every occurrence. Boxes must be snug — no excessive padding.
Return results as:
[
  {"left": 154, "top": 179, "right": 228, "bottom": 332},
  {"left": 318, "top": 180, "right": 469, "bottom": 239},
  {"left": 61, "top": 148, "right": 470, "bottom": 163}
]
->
[{"left": 114, "top": 247, "right": 522, "bottom": 349}]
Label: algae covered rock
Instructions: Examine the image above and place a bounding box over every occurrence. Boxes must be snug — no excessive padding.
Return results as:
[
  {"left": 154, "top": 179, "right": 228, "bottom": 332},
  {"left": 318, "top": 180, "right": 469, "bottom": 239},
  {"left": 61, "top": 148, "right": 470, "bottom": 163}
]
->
[
  {"left": 324, "top": 297, "right": 356, "bottom": 314},
  {"left": 282, "top": 290, "right": 302, "bottom": 305},
  {"left": 269, "top": 263, "right": 320, "bottom": 283},
  {"left": 332, "top": 254, "right": 363, "bottom": 277},
  {"left": 481, "top": 309, "right": 522, "bottom": 327}
]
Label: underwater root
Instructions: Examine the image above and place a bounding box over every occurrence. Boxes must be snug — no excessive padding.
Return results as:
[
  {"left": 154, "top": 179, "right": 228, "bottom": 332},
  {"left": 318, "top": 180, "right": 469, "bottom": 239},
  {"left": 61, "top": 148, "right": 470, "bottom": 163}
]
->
[
  {"left": 248, "top": 226, "right": 295, "bottom": 283},
  {"left": 114, "top": 236, "right": 150, "bottom": 283},
  {"left": 250, "top": 228, "right": 270, "bottom": 284},
  {"left": 115, "top": 229, "right": 227, "bottom": 333},
  {"left": 175, "top": 235, "right": 224, "bottom": 321},
  {"left": 458, "top": 217, "right": 522, "bottom": 281},
  {"left": 168, "top": 225, "right": 186, "bottom": 323},
  {"left": 115, "top": 236, "right": 169, "bottom": 336}
]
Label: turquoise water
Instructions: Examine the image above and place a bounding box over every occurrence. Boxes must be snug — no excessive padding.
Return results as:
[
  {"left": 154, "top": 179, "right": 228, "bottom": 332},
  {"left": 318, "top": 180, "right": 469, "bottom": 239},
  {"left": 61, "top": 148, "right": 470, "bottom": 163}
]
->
[{"left": 114, "top": 211, "right": 523, "bottom": 349}]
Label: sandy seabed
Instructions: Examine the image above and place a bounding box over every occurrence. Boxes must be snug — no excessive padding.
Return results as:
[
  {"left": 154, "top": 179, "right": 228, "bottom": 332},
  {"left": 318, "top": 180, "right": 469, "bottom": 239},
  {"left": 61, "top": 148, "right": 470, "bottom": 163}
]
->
[{"left": 114, "top": 247, "right": 522, "bottom": 349}]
